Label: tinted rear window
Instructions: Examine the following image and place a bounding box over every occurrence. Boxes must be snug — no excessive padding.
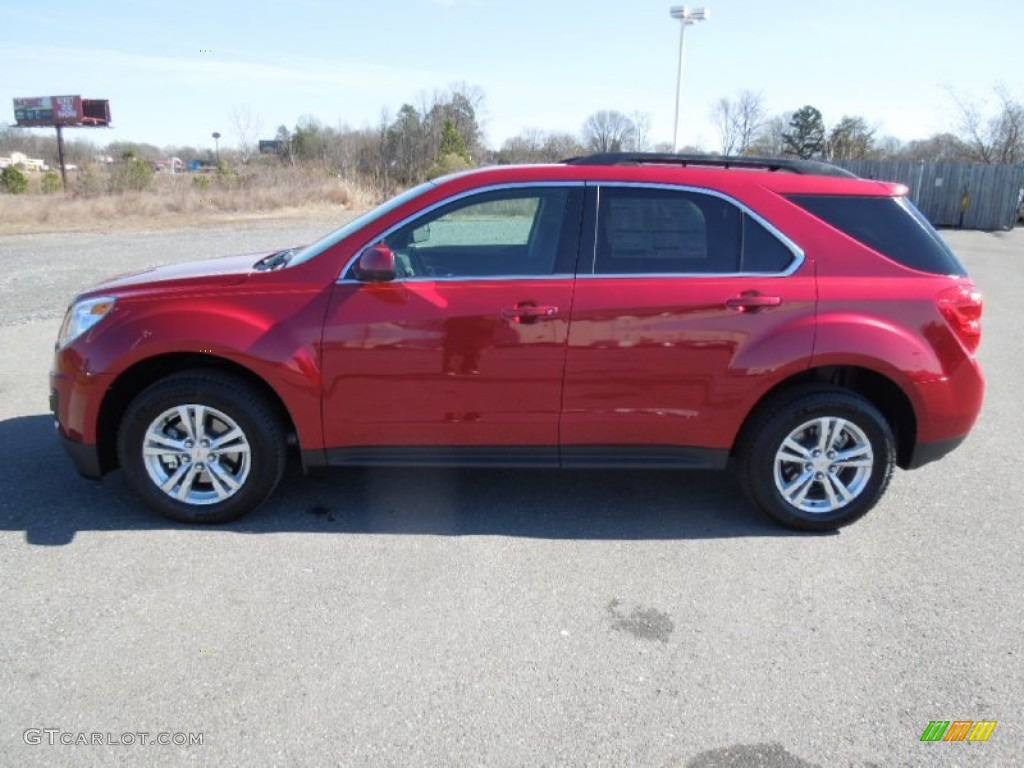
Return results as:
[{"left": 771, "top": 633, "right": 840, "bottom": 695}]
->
[{"left": 787, "top": 195, "right": 967, "bottom": 276}]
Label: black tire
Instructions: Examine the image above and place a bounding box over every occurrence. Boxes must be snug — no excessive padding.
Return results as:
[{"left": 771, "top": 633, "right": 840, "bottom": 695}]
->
[
  {"left": 117, "top": 371, "right": 287, "bottom": 524},
  {"left": 736, "top": 385, "right": 895, "bottom": 532}
]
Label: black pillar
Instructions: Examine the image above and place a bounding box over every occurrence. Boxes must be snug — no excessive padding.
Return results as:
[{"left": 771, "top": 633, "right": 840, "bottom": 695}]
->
[{"left": 56, "top": 124, "right": 68, "bottom": 191}]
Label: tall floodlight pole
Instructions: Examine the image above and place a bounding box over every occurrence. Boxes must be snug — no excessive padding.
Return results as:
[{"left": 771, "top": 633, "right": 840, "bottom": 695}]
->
[{"left": 669, "top": 6, "right": 710, "bottom": 152}]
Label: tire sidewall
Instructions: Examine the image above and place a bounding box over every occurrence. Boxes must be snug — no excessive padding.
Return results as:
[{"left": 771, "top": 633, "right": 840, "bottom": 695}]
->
[
  {"left": 118, "top": 377, "right": 283, "bottom": 524},
  {"left": 745, "top": 393, "right": 895, "bottom": 531}
]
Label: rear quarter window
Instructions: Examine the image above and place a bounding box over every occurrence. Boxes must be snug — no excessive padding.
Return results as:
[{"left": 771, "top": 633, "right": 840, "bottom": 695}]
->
[{"left": 787, "top": 195, "right": 967, "bottom": 276}]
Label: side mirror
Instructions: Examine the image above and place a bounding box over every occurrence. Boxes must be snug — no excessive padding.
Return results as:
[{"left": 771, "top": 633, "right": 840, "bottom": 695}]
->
[{"left": 354, "top": 244, "right": 396, "bottom": 282}]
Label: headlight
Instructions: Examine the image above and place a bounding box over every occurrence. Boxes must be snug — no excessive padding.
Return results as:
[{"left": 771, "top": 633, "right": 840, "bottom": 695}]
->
[{"left": 58, "top": 296, "right": 117, "bottom": 348}]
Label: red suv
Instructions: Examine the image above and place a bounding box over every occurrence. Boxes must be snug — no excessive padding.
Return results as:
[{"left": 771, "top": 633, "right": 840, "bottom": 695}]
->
[{"left": 50, "top": 154, "right": 984, "bottom": 530}]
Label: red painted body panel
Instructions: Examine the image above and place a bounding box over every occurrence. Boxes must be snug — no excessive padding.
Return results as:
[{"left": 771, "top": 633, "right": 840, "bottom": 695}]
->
[
  {"left": 52, "top": 265, "right": 334, "bottom": 451},
  {"left": 562, "top": 273, "right": 817, "bottom": 449},
  {"left": 811, "top": 275, "right": 985, "bottom": 443},
  {"left": 321, "top": 278, "right": 573, "bottom": 446}
]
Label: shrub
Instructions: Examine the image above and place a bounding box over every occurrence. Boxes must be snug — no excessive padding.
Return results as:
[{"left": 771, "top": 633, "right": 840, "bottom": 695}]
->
[
  {"left": 429, "top": 152, "right": 473, "bottom": 179},
  {"left": 109, "top": 156, "right": 153, "bottom": 193},
  {"left": 73, "top": 164, "right": 104, "bottom": 197},
  {"left": 41, "top": 171, "right": 62, "bottom": 194},
  {"left": 192, "top": 174, "right": 211, "bottom": 190},
  {"left": 1, "top": 166, "right": 29, "bottom": 194},
  {"left": 215, "top": 159, "right": 239, "bottom": 187}
]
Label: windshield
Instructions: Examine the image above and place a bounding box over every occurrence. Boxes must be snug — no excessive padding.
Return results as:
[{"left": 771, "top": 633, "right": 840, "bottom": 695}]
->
[{"left": 286, "top": 181, "right": 436, "bottom": 268}]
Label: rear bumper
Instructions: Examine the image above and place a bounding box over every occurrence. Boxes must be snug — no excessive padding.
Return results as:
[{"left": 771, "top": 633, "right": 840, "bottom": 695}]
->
[{"left": 905, "top": 434, "right": 968, "bottom": 470}]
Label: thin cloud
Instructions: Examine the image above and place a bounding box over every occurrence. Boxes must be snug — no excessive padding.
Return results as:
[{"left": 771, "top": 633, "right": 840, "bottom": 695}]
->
[{"left": 0, "top": 43, "right": 450, "bottom": 95}]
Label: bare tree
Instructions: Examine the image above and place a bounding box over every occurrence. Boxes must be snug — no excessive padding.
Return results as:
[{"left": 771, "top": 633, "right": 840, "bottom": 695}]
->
[
  {"left": 416, "top": 84, "right": 487, "bottom": 163},
  {"left": 745, "top": 115, "right": 788, "bottom": 157},
  {"left": 711, "top": 90, "right": 766, "bottom": 155},
  {"left": 498, "top": 128, "right": 548, "bottom": 164},
  {"left": 228, "top": 105, "right": 263, "bottom": 164},
  {"left": 542, "top": 132, "right": 585, "bottom": 161},
  {"left": 498, "top": 129, "right": 585, "bottom": 164},
  {"left": 872, "top": 135, "right": 905, "bottom": 160},
  {"left": 892, "top": 133, "right": 969, "bottom": 162},
  {"left": 947, "top": 84, "right": 1024, "bottom": 164},
  {"left": 582, "top": 110, "right": 635, "bottom": 153},
  {"left": 711, "top": 97, "right": 739, "bottom": 155},
  {"left": 629, "top": 111, "right": 652, "bottom": 151}
]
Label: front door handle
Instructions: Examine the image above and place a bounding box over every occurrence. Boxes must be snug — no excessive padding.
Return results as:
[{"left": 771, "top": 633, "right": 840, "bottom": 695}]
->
[
  {"left": 726, "top": 293, "right": 782, "bottom": 312},
  {"left": 501, "top": 304, "right": 559, "bottom": 324}
]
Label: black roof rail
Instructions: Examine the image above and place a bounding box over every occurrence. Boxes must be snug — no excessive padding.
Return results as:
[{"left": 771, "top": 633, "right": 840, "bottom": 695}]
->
[{"left": 562, "top": 152, "right": 858, "bottom": 179}]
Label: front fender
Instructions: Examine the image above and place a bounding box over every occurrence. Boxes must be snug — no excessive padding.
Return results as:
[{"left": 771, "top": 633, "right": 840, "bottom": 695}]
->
[{"left": 75, "top": 287, "right": 331, "bottom": 451}]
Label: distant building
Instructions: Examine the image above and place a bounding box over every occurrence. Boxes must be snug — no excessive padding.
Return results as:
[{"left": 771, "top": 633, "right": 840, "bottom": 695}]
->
[{"left": 1, "top": 151, "right": 49, "bottom": 171}]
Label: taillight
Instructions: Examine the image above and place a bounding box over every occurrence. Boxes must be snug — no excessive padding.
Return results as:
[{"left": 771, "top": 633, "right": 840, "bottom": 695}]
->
[{"left": 937, "top": 284, "right": 982, "bottom": 353}]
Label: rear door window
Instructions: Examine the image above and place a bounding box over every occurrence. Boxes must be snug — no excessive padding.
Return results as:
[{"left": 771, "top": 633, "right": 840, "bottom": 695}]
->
[{"left": 591, "top": 187, "right": 797, "bottom": 275}]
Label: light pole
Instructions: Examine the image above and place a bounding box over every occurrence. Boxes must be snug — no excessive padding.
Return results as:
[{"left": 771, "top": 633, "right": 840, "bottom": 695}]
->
[{"left": 669, "top": 6, "right": 709, "bottom": 152}]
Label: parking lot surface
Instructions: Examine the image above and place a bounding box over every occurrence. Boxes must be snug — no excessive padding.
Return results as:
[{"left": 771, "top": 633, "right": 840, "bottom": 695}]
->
[{"left": 1, "top": 222, "right": 1021, "bottom": 767}]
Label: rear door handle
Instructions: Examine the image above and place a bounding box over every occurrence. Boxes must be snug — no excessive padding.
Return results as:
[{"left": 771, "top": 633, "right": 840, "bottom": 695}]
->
[
  {"left": 726, "top": 294, "right": 782, "bottom": 312},
  {"left": 502, "top": 305, "right": 559, "bottom": 323}
]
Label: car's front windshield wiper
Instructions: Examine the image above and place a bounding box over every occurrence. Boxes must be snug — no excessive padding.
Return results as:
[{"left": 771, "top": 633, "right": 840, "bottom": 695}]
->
[{"left": 253, "top": 248, "right": 296, "bottom": 271}]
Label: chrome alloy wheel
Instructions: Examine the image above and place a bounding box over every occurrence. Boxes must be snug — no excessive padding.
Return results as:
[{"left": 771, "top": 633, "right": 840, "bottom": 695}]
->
[
  {"left": 772, "top": 417, "right": 874, "bottom": 514},
  {"left": 142, "top": 405, "right": 251, "bottom": 505}
]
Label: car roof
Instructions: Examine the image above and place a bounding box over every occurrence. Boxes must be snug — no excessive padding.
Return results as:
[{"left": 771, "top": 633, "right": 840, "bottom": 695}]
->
[{"left": 434, "top": 156, "right": 906, "bottom": 198}]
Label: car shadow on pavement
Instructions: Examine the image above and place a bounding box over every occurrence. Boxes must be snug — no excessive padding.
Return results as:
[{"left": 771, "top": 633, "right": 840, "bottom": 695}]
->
[{"left": 0, "top": 413, "right": 813, "bottom": 546}]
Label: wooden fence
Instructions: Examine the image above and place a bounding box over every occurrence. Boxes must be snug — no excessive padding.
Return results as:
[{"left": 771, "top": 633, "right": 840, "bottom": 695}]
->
[{"left": 835, "top": 160, "right": 1024, "bottom": 231}]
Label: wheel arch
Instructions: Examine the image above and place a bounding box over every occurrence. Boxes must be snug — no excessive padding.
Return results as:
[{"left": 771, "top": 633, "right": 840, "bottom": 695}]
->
[
  {"left": 736, "top": 365, "right": 918, "bottom": 469},
  {"left": 96, "top": 353, "right": 299, "bottom": 475}
]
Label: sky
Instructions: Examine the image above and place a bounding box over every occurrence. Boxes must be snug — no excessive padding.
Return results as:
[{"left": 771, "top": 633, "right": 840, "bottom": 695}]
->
[{"left": 1, "top": 0, "right": 1021, "bottom": 154}]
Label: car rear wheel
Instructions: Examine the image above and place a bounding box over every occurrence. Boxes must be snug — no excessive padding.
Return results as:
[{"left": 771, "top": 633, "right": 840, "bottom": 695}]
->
[
  {"left": 736, "top": 386, "right": 895, "bottom": 531},
  {"left": 117, "top": 372, "right": 287, "bottom": 524}
]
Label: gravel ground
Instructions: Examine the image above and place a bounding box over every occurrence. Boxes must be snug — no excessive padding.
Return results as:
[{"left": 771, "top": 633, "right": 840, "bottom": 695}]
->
[{"left": 0, "top": 222, "right": 1020, "bottom": 767}]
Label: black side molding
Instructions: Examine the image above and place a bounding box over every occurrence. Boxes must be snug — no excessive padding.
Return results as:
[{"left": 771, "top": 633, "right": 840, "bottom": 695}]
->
[
  {"left": 312, "top": 445, "right": 729, "bottom": 471},
  {"left": 560, "top": 446, "right": 729, "bottom": 470}
]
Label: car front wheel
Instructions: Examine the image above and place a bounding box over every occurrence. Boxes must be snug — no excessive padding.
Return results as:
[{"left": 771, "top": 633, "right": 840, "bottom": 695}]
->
[
  {"left": 737, "top": 386, "right": 895, "bottom": 531},
  {"left": 117, "top": 372, "right": 287, "bottom": 524}
]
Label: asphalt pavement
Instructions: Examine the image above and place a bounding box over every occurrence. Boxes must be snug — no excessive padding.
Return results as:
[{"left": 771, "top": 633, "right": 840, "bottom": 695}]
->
[{"left": 0, "top": 221, "right": 1021, "bottom": 767}]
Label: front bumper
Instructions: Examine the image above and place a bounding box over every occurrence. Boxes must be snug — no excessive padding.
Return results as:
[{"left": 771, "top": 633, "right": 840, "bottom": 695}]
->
[
  {"left": 59, "top": 431, "right": 104, "bottom": 479},
  {"left": 50, "top": 383, "right": 103, "bottom": 479},
  {"left": 51, "top": 348, "right": 114, "bottom": 479}
]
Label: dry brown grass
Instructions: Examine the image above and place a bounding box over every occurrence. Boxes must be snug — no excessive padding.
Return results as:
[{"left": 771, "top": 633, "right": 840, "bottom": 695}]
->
[{"left": 0, "top": 165, "right": 380, "bottom": 235}]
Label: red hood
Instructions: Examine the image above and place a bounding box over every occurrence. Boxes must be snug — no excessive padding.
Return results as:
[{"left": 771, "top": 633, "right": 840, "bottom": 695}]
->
[{"left": 90, "top": 251, "right": 274, "bottom": 293}]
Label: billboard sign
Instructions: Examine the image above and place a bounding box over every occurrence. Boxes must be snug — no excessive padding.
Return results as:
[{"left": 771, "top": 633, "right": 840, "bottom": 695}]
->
[
  {"left": 14, "top": 95, "right": 83, "bottom": 126},
  {"left": 12, "top": 96, "right": 109, "bottom": 127}
]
